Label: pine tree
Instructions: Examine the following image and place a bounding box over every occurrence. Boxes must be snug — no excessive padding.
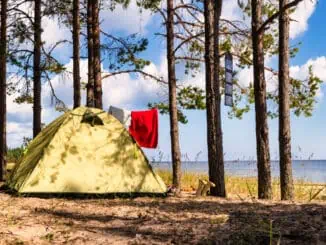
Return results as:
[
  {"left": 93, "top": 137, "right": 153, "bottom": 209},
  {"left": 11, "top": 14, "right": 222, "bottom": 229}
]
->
[
  {"left": 204, "top": 0, "right": 226, "bottom": 197},
  {"left": 251, "top": 0, "right": 272, "bottom": 199},
  {"left": 279, "top": 0, "right": 294, "bottom": 200},
  {"left": 86, "top": 0, "right": 95, "bottom": 107},
  {"left": 93, "top": 0, "right": 102, "bottom": 109},
  {"left": 73, "top": 0, "right": 81, "bottom": 108},
  {"left": 166, "top": 0, "right": 182, "bottom": 194},
  {"left": 212, "top": 0, "right": 226, "bottom": 197},
  {"left": 0, "top": 0, "right": 7, "bottom": 181},
  {"left": 33, "top": 0, "right": 42, "bottom": 138}
]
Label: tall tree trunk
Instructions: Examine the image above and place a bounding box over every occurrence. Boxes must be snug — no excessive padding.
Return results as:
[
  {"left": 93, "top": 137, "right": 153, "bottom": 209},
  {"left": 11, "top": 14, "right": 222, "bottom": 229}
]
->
[
  {"left": 0, "top": 0, "right": 7, "bottom": 181},
  {"left": 86, "top": 0, "right": 94, "bottom": 107},
  {"left": 167, "top": 0, "right": 182, "bottom": 194},
  {"left": 251, "top": 0, "right": 272, "bottom": 199},
  {"left": 204, "top": 0, "right": 223, "bottom": 196},
  {"left": 279, "top": 0, "right": 294, "bottom": 200},
  {"left": 212, "top": 0, "right": 226, "bottom": 197},
  {"left": 72, "top": 0, "right": 81, "bottom": 108},
  {"left": 33, "top": 0, "right": 42, "bottom": 138},
  {"left": 92, "top": 0, "right": 102, "bottom": 109}
]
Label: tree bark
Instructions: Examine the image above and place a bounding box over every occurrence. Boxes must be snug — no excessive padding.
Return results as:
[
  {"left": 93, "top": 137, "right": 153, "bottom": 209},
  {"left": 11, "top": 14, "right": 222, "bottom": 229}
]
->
[
  {"left": 72, "top": 0, "right": 81, "bottom": 108},
  {"left": 204, "top": 0, "right": 225, "bottom": 197},
  {"left": 212, "top": 0, "right": 226, "bottom": 197},
  {"left": 86, "top": 0, "right": 94, "bottom": 107},
  {"left": 251, "top": 0, "right": 272, "bottom": 199},
  {"left": 167, "top": 0, "right": 182, "bottom": 194},
  {"left": 279, "top": 0, "right": 294, "bottom": 200},
  {"left": 33, "top": 0, "right": 42, "bottom": 138},
  {"left": 92, "top": 0, "right": 102, "bottom": 109},
  {"left": 0, "top": 0, "right": 7, "bottom": 181}
]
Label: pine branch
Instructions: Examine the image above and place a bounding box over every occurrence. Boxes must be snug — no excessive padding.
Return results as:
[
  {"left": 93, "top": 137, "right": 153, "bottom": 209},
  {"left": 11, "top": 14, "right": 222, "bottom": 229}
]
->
[
  {"left": 258, "top": 0, "right": 304, "bottom": 34},
  {"left": 102, "top": 69, "right": 168, "bottom": 84}
]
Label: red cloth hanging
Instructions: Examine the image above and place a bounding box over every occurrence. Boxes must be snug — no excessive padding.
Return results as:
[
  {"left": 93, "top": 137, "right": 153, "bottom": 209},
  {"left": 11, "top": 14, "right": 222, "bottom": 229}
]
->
[{"left": 129, "top": 109, "right": 158, "bottom": 148}]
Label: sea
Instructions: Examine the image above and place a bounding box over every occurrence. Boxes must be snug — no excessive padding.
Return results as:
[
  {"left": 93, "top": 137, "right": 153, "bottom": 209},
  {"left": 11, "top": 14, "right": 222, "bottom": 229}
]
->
[{"left": 152, "top": 160, "right": 326, "bottom": 184}]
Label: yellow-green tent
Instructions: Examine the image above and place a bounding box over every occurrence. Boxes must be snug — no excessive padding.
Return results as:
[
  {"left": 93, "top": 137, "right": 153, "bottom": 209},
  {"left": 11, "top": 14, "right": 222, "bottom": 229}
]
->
[{"left": 7, "top": 107, "right": 167, "bottom": 194}]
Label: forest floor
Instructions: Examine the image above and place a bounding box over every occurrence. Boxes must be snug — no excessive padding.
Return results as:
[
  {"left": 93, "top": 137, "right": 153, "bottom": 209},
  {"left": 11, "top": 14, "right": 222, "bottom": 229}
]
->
[{"left": 0, "top": 191, "right": 326, "bottom": 245}]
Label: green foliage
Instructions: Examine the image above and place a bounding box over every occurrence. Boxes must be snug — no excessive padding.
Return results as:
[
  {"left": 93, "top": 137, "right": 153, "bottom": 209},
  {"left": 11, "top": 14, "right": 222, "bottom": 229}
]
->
[
  {"left": 290, "top": 66, "right": 323, "bottom": 117},
  {"left": 184, "top": 61, "right": 201, "bottom": 76},
  {"left": 238, "top": 0, "right": 252, "bottom": 16},
  {"left": 43, "top": 61, "right": 66, "bottom": 75},
  {"left": 107, "top": 0, "right": 132, "bottom": 10},
  {"left": 263, "top": 33, "right": 274, "bottom": 50},
  {"left": 14, "top": 94, "right": 33, "bottom": 104},
  {"left": 184, "top": 41, "right": 204, "bottom": 76},
  {"left": 7, "top": 137, "right": 31, "bottom": 163},
  {"left": 7, "top": 147, "right": 24, "bottom": 163},
  {"left": 237, "top": 48, "right": 252, "bottom": 69},
  {"left": 290, "top": 42, "right": 302, "bottom": 58},
  {"left": 103, "top": 34, "right": 151, "bottom": 72},
  {"left": 107, "top": 0, "right": 161, "bottom": 12},
  {"left": 177, "top": 86, "right": 206, "bottom": 110},
  {"left": 220, "top": 38, "right": 232, "bottom": 53},
  {"left": 136, "top": 0, "right": 162, "bottom": 10},
  {"left": 262, "top": 2, "right": 277, "bottom": 18},
  {"left": 10, "top": 20, "right": 32, "bottom": 44},
  {"left": 116, "top": 37, "right": 150, "bottom": 69},
  {"left": 189, "top": 41, "right": 205, "bottom": 54},
  {"left": 228, "top": 83, "right": 252, "bottom": 120}
]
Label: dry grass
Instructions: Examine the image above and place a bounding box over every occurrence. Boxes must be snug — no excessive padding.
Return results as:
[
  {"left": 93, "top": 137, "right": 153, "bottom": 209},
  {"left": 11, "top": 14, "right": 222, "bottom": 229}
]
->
[{"left": 155, "top": 169, "right": 326, "bottom": 201}]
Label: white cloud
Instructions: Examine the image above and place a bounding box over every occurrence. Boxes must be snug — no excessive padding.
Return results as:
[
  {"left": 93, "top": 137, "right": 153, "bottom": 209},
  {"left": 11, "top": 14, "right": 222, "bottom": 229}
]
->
[
  {"left": 237, "top": 66, "right": 252, "bottom": 88},
  {"left": 222, "top": 0, "right": 244, "bottom": 21},
  {"left": 42, "top": 17, "right": 71, "bottom": 56},
  {"left": 7, "top": 122, "right": 30, "bottom": 135},
  {"left": 290, "top": 56, "right": 326, "bottom": 81},
  {"left": 7, "top": 122, "right": 32, "bottom": 148},
  {"left": 43, "top": 17, "right": 70, "bottom": 44},
  {"left": 5, "top": 79, "right": 34, "bottom": 146},
  {"left": 7, "top": 96, "right": 32, "bottom": 122},
  {"left": 220, "top": 0, "right": 317, "bottom": 40},
  {"left": 290, "top": 0, "right": 317, "bottom": 39},
  {"left": 43, "top": 59, "right": 164, "bottom": 110},
  {"left": 100, "top": 1, "right": 154, "bottom": 35},
  {"left": 234, "top": 56, "right": 279, "bottom": 92}
]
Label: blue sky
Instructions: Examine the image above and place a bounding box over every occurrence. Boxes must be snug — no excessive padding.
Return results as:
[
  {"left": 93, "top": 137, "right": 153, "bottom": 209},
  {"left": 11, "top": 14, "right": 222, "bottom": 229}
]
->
[{"left": 7, "top": 0, "right": 326, "bottom": 161}]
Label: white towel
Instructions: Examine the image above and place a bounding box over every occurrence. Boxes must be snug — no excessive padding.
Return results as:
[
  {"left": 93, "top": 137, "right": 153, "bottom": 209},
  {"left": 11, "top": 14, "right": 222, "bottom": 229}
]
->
[{"left": 108, "top": 106, "right": 131, "bottom": 128}]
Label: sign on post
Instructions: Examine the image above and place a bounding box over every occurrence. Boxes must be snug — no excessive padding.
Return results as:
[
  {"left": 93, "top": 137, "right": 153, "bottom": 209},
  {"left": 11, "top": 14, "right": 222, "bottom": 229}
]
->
[{"left": 224, "top": 52, "right": 233, "bottom": 107}]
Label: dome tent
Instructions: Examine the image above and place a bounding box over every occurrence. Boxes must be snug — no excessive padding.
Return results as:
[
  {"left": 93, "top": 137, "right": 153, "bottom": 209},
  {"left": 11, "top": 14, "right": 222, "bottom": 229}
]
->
[{"left": 7, "top": 107, "right": 167, "bottom": 195}]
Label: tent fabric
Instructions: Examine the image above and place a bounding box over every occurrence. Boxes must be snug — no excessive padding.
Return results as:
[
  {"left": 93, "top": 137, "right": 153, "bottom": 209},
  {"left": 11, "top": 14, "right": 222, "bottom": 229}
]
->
[
  {"left": 7, "top": 107, "right": 166, "bottom": 194},
  {"left": 129, "top": 109, "right": 158, "bottom": 149}
]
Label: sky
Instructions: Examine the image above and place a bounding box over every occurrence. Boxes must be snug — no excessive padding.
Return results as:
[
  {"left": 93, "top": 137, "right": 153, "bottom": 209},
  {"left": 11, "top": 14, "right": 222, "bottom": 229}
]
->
[{"left": 7, "top": 0, "right": 326, "bottom": 161}]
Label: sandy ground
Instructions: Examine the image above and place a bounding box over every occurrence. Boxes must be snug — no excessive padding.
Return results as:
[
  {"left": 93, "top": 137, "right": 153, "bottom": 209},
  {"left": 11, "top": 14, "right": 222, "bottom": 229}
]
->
[{"left": 0, "top": 192, "right": 325, "bottom": 245}]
